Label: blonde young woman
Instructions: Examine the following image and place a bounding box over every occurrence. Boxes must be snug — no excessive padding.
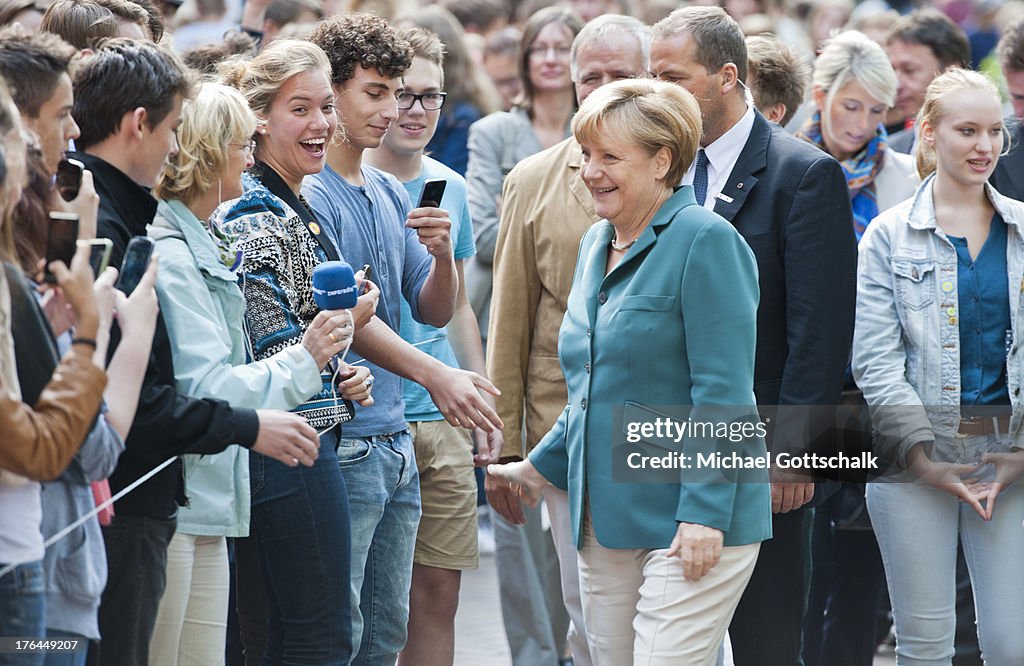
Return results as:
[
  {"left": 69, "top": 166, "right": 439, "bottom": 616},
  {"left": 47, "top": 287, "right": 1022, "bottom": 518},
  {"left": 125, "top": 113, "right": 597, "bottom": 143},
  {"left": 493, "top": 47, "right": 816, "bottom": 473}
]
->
[
  {"left": 853, "top": 69, "right": 1024, "bottom": 665},
  {"left": 147, "top": 81, "right": 373, "bottom": 665}
]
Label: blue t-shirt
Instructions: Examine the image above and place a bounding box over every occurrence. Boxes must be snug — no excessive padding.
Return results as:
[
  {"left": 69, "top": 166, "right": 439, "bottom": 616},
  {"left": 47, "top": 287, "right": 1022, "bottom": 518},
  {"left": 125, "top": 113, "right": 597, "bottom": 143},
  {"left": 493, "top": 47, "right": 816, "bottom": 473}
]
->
[
  {"left": 949, "top": 213, "right": 1011, "bottom": 406},
  {"left": 303, "top": 164, "right": 433, "bottom": 437},
  {"left": 399, "top": 157, "right": 477, "bottom": 421}
]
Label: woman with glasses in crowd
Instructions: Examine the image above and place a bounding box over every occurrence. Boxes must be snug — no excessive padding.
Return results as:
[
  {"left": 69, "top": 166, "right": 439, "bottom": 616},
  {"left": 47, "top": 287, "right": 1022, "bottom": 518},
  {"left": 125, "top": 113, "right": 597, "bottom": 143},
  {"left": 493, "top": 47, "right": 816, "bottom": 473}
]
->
[{"left": 464, "top": 5, "right": 582, "bottom": 342}]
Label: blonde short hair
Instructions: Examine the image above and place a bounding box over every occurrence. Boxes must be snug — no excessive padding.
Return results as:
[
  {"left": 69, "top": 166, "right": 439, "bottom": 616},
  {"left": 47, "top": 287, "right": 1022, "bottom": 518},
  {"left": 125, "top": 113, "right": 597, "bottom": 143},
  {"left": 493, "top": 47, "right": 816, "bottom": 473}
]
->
[
  {"left": 572, "top": 78, "right": 702, "bottom": 186},
  {"left": 913, "top": 68, "right": 1006, "bottom": 178},
  {"left": 813, "top": 30, "right": 897, "bottom": 109},
  {"left": 155, "top": 82, "right": 256, "bottom": 205}
]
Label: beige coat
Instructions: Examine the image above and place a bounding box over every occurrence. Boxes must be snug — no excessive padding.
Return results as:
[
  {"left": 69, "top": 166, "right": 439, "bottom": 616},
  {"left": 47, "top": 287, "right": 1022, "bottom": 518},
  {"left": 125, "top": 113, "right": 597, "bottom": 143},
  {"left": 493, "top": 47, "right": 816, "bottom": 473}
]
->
[{"left": 486, "top": 136, "right": 597, "bottom": 458}]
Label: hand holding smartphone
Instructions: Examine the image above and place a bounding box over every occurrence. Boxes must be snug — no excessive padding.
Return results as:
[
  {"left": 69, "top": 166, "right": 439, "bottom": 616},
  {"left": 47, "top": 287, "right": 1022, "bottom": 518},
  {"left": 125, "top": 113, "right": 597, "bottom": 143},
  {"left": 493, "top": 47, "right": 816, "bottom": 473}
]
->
[
  {"left": 87, "top": 238, "right": 113, "bottom": 278},
  {"left": 418, "top": 178, "right": 446, "bottom": 208},
  {"left": 56, "top": 158, "right": 84, "bottom": 202},
  {"left": 359, "top": 263, "right": 373, "bottom": 293},
  {"left": 44, "top": 212, "right": 80, "bottom": 283},
  {"left": 116, "top": 236, "right": 156, "bottom": 295}
]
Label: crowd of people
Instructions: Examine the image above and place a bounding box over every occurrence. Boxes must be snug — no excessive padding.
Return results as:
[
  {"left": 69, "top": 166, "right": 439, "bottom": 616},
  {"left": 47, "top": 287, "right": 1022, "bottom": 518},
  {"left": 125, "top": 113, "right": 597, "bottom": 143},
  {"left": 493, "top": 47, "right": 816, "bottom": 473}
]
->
[{"left": 1, "top": 0, "right": 1023, "bottom": 665}]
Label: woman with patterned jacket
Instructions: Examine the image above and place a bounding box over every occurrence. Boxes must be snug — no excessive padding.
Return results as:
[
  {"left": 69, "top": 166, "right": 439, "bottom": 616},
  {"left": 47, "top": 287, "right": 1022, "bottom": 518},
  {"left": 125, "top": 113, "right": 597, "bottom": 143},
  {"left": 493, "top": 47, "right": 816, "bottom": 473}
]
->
[
  {"left": 148, "top": 80, "right": 375, "bottom": 665},
  {"left": 214, "top": 41, "right": 379, "bottom": 665}
]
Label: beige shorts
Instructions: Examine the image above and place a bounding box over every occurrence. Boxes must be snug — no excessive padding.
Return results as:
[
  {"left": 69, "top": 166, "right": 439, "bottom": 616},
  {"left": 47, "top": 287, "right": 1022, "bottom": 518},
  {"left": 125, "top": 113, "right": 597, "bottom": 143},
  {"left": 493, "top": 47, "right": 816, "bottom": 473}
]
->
[{"left": 409, "top": 420, "right": 479, "bottom": 570}]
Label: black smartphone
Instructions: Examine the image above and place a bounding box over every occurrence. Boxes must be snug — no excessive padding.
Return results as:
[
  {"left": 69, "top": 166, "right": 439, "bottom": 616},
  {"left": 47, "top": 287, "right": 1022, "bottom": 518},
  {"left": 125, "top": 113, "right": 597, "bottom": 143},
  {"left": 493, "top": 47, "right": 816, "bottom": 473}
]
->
[
  {"left": 360, "top": 263, "right": 373, "bottom": 293},
  {"left": 87, "top": 238, "right": 113, "bottom": 278},
  {"left": 418, "top": 178, "right": 446, "bottom": 208},
  {"left": 44, "top": 212, "right": 80, "bottom": 283},
  {"left": 56, "top": 158, "right": 85, "bottom": 202},
  {"left": 116, "top": 236, "right": 155, "bottom": 295}
]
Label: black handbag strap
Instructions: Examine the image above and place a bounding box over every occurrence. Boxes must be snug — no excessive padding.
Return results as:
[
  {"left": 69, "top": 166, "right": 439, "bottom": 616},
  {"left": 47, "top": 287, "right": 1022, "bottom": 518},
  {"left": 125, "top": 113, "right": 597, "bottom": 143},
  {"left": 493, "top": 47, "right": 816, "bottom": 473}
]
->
[{"left": 254, "top": 163, "right": 341, "bottom": 262}]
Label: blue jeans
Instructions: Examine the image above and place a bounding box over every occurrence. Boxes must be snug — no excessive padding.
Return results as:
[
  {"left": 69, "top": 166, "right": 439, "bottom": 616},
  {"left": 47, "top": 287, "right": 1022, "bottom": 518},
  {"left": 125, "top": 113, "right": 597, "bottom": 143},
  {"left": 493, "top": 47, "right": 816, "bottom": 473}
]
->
[
  {"left": 249, "top": 429, "right": 351, "bottom": 665},
  {"left": 867, "top": 434, "right": 1024, "bottom": 665},
  {"left": 337, "top": 430, "right": 420, "bottom": 666},
  {"left": 0, "top": 560, "right": 45, "bottom": 666}
]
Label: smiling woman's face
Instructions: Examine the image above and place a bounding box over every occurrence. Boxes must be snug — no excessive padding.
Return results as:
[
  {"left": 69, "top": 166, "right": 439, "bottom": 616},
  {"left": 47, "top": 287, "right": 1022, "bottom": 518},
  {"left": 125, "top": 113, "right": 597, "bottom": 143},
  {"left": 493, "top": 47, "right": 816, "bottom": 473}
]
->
[{"left": 257, "top": 68, "right": 337, "bottom": 192}]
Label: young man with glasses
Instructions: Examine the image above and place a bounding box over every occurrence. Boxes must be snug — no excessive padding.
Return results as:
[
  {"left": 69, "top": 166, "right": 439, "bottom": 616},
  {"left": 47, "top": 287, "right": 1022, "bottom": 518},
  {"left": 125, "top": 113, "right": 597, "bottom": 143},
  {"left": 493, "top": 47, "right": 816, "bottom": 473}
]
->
[
  {"left": 305, "top": 14, "right": 503, "bottom": 665},
  {"left": 363, "top": 28, "right": 494, "bottom": 666}
]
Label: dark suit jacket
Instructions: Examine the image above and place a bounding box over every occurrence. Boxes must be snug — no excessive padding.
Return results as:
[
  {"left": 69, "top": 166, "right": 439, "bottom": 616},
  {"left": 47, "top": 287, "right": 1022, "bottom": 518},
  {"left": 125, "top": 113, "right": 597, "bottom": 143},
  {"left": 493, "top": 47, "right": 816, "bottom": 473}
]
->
[
  {"left": 712, "top": 112, "right": 857, "bottom": 455},
  {"left": 991, "top": 121, "right": 1024, "bottom": 201}
]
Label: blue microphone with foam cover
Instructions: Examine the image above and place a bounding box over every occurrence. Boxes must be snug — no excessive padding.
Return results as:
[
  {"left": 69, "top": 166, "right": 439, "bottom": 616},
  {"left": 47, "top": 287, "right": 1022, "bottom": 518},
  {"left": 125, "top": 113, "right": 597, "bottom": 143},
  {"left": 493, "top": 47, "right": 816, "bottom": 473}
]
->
[{"left": 312, "top": 261, "right": 358, "bottom": 310}]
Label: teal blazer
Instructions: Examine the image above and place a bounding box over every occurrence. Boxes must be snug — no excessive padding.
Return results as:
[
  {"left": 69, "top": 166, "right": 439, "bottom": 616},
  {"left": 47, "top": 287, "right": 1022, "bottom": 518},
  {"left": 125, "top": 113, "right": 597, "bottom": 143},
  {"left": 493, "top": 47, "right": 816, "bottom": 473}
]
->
[{"left": 529, "top": 186, "right": 773, "bottom": 549}]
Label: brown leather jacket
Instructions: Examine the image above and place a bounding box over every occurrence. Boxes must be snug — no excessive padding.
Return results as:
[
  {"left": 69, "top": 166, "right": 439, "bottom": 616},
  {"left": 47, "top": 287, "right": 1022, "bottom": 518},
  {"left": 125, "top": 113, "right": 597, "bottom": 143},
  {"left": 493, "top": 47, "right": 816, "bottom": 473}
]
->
[{"left": 0, "top": 349, "right": 106, "bottom": 481}]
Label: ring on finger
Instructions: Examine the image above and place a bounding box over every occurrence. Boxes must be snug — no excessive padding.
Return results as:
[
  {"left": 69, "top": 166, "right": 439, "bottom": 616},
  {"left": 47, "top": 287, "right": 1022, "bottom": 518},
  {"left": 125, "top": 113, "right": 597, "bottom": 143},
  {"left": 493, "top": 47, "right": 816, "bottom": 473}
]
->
[
  {"left": 328, "top": 331, "right": 337, "bottom": 343},
  {"left": 365, "top": 375, "right": 374, "bottom": 389},
  {"left": 291, "top": 457, "right": 299, "bottom": 466}
]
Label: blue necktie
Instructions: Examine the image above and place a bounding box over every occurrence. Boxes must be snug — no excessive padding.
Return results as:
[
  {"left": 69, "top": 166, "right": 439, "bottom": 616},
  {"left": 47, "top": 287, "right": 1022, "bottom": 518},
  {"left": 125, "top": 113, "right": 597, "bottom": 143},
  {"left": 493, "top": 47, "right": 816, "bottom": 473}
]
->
[{"left": 693, "top": 149, "right": 709, "bottom": 206}]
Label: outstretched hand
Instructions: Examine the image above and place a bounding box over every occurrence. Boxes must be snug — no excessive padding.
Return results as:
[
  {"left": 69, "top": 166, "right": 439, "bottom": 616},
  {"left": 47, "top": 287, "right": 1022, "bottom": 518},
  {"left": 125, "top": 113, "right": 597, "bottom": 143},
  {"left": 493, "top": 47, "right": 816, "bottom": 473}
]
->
[{"left": 485, "top": 459, "right": 547, "bottom": 525}]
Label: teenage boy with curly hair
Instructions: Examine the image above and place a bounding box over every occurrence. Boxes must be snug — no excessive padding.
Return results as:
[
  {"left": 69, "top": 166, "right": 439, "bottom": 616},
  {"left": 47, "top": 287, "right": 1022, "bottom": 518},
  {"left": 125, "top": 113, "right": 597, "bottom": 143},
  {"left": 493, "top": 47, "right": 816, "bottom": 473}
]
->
[{"left": 305, "top": 14, "right": 503, "bottom": 664}]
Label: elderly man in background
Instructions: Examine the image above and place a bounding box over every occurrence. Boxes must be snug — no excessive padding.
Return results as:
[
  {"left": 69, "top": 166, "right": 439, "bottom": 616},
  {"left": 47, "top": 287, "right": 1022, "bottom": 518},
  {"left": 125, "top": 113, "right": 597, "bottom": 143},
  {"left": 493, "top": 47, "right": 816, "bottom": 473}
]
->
[{"left": 486, "top": 14, "right": 650, "bottom": 666}]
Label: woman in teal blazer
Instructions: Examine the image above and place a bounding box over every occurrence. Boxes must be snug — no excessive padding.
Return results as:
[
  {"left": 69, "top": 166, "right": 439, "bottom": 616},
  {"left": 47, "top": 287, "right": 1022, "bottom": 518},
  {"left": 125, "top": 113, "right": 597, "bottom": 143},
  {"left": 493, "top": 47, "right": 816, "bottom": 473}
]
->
[{"left": 489, "top": 79, "right": 772, "bottom": 665}]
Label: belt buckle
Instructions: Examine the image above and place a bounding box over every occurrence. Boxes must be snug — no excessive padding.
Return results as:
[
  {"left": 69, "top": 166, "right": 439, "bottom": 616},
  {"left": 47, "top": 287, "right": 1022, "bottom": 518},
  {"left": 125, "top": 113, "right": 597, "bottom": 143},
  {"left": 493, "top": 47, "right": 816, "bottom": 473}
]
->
[{"left": 956, "top": 416, "right": 984, "bottom": 439}]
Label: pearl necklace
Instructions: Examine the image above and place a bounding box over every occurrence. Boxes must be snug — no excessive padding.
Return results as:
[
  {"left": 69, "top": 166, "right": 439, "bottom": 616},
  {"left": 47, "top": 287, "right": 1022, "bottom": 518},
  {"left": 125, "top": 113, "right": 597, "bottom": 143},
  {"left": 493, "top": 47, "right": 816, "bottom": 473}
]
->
[{"left": 609, "top": 235, "right": 637, "bottom": 251}]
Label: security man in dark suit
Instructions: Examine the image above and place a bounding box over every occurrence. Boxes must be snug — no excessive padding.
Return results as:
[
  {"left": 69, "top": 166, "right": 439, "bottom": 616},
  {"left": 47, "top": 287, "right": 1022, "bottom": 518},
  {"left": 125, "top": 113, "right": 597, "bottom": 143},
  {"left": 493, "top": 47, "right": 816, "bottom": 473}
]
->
[
  {"left": 650, "top": 7, "right": 857, "bottom": 665},
  {"left": 991, "top": 16, "right": 1024, "bottom": 201}
]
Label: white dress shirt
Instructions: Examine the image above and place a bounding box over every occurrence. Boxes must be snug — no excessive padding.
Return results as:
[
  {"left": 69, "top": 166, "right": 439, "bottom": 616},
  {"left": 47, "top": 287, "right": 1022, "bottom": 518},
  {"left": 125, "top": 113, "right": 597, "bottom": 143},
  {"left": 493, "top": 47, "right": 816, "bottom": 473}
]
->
[{"left": 683, "top": 105, "right": 756, "bottom": 211}]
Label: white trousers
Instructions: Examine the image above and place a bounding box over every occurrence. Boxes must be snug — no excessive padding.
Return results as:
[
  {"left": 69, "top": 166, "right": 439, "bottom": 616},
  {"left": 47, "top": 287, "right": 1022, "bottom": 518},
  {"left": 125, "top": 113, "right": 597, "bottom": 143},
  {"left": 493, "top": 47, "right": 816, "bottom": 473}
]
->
[
  {"left": 578, "top": 515, "right": 759, "bottom": 666},
  {"left": 148, "top": 533, "right": 229, "bottom": 666}
]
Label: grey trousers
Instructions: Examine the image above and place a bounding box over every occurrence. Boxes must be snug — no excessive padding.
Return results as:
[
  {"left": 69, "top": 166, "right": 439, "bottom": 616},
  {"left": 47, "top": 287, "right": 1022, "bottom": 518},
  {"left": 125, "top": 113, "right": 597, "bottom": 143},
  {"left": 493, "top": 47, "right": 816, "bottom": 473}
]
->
[{"left": 491, "top": 501, "right": 569, "bottom": 666}]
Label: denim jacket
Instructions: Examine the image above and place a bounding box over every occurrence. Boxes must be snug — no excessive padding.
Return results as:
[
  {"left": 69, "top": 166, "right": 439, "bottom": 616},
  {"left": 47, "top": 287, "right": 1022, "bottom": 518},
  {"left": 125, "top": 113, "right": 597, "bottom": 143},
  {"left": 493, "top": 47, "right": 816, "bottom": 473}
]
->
[{"left": 852, "top": 175, "right": 1024, "bottom": 466}]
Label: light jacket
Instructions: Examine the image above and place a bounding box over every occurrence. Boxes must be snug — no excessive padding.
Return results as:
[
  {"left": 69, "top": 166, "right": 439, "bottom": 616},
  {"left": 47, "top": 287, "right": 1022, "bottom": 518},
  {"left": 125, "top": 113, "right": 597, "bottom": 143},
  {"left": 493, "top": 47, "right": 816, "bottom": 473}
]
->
[
  {"left": 487, "top": 136, "right": 597, "bottom": 458},
  {"left": 465, "top": 108, "right": 568, "bottom": 340},
  {"left": 529, "top": 187, "right": 772, "bottom": 549},
  {"left": 852, "top": 175, "right": 1024, "bottom": 467},
  {"left": 150, "top": 199, "right": 322, "bottom": 536},
  {"left": 874, "top": 149, "right": 917, "bottom": 214}
]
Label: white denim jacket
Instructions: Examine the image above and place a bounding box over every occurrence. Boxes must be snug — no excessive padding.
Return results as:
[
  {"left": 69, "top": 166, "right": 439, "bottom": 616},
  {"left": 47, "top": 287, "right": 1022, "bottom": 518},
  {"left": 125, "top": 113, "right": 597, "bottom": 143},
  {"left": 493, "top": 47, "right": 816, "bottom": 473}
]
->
[{"left": 852, "top": 175, "right": 1024, "bottom": 466}]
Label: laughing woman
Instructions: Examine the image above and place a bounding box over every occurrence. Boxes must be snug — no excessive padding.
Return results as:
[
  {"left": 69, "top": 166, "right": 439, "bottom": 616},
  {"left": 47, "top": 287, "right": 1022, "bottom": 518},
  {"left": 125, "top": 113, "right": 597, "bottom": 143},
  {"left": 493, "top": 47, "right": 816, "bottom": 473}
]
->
[
  {"left": 214, "top": 40, "right": 379, "bottom": 665},
  {"left": 853, "top": 69, "right": 1024, "bottom": 665},
  {"left": 147, "top": 81, "right": 374, "bottom": 666}
]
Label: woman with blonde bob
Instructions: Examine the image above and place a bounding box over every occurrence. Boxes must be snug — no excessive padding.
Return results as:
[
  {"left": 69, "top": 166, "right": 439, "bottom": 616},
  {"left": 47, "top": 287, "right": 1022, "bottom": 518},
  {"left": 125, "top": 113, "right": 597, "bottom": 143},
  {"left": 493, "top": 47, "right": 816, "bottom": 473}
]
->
[
  {"left": 853, "top": 68, "right": 1024, "bottom": 665},
  {"left": 146, "top": 81, "right": 372, "bottom": 665},
  {"left": 489, "top": 79, "right": 771, "bottom": 665},
  {"left": 796, "top": 30, "right": 917, "bottom": 240}
]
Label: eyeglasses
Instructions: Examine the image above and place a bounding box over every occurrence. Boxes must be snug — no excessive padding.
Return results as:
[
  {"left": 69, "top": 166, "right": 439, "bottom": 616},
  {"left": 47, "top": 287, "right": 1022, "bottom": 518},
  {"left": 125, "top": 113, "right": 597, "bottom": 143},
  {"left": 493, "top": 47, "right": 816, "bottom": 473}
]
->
[
  {"left": 397, "top": 92, "right": 448, "bottom": 111},
  {"left": 526, "top": 44, "right": 572, "bottom": 59},
  {"left": 231, "top": 139, "right": 257, "bottom": 154}
]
